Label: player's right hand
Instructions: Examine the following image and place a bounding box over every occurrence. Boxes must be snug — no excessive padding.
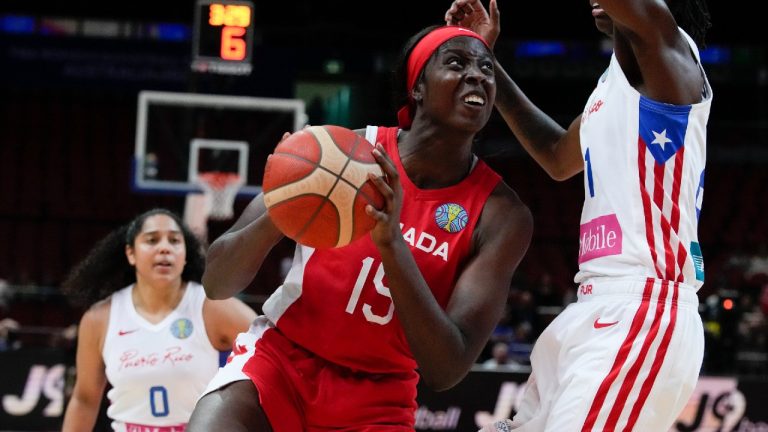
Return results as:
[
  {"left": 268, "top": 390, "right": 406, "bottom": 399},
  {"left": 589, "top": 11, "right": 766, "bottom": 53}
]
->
[{"left": 444, "top": 0, "right": 500, "bottom": 49}]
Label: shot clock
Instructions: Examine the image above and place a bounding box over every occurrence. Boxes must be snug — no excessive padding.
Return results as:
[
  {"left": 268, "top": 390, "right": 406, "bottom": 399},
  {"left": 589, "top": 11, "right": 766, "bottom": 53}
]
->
[{"left": 191, "top": 0, "right": 254, "bottom": 76}]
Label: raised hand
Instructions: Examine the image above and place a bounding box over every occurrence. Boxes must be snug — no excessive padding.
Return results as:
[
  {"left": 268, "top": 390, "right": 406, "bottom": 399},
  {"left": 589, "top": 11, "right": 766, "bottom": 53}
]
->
[{"left": 444, "top": 0, "right": 500, "bottom": 49}]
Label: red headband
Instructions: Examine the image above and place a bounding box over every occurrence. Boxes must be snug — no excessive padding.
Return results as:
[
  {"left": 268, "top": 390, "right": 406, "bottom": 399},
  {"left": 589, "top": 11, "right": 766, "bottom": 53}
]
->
[{"left": 397, "top": 26, "right": 489, "bottom": 130}]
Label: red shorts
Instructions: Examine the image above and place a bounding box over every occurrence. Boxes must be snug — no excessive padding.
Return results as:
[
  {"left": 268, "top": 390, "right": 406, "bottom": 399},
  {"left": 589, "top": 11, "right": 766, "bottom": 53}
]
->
[{"left": 208, "top": 317, "right": 418, "bottom": 431}]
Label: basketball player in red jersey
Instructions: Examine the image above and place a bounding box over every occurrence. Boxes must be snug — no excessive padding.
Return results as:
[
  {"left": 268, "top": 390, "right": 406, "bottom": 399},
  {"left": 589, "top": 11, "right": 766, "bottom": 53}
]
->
[
  {"left": 187, "top": 25, "right": 533, "bottom": 431},
  {"left": 447, "top": 0, "right": 713, "bottom": 430}
]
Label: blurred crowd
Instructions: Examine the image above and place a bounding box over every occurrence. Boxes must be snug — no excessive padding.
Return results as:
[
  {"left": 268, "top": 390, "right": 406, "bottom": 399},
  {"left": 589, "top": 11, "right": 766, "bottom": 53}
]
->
[
  {"left": 474, "top": 259, "right": 768, "bottom": 376},
  {"left": 2, "top": 259, "right": 767, "bottom": 377}
]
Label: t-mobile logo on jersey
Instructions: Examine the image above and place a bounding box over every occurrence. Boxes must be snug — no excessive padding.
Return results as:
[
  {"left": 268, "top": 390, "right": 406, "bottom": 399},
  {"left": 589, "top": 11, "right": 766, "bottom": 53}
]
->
[{"left": 578, "top": 214, "right": 622, "bottom": 263}]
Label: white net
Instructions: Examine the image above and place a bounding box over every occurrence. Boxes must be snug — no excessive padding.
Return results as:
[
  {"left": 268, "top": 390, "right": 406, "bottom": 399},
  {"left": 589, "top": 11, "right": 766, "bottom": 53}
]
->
[{"left": 197, "top": 172, "right": 244, "bottom": 220}]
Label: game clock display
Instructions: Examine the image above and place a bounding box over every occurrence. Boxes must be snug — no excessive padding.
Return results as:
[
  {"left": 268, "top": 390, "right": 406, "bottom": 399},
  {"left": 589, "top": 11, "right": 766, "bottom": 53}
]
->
[{"left": 191, "top": 0, "right": 254, "bottom": 76}]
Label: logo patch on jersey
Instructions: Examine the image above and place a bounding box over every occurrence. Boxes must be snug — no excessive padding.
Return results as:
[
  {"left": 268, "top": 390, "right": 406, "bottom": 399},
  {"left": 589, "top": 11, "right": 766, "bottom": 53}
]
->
[
  {"left": 434, "top": 203, "right": 468, "bottom": 233},
  {"left": 578, "top": 214, "right": 622, "bottom": 264},
  {"left": 593, "top": 318, "right": 619, "bottom": 329},
  {"left": 118, "top": 329, "right": 138, "bottom": 336},
  {"left": 170, "top": 318, "right": 193, "bottom": 339},
  {"left": 690, "top": 241, "right": 705, "bottom": 281},
  {"left": 639, "top": 97, "right": 691, "bottom": 164}
]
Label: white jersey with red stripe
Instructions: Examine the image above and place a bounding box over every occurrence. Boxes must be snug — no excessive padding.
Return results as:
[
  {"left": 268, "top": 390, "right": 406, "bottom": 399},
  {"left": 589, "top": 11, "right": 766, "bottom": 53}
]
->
[
  {"left": 102, "top": 283, "right": 219, "bottom": 432},
  {"left": 480, "top": 30, "right": 712, "bottom": 432},
  {"left": 574, "top": 29, "right": 712, "bottom": 288}
]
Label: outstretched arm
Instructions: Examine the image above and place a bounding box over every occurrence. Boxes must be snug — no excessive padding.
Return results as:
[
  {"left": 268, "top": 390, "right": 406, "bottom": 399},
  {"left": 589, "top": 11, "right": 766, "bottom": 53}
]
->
[
  {"left": 595, "top": 0, "right": 705, "bottom": 104},
  {"left": 446, "top": 0, "right": 584, "bottom": 180}
]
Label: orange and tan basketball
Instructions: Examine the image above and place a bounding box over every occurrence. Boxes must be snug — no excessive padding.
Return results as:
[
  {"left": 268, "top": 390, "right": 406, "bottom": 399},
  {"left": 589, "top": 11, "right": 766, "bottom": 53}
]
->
[{"left": 262, "top": 125, "right": 385, "bottom": 249}]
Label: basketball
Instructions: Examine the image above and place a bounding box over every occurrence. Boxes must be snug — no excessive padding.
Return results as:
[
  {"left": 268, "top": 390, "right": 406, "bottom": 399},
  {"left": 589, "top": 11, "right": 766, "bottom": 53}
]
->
[{"left": 262, "top": 125, "right": 385, "bottom": 249}]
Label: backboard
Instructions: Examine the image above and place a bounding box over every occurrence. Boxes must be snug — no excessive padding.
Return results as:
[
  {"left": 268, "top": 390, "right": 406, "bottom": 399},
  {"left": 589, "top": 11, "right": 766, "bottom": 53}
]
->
[{"left": 133, "top": 90, "right": 306, "bottom": 196}]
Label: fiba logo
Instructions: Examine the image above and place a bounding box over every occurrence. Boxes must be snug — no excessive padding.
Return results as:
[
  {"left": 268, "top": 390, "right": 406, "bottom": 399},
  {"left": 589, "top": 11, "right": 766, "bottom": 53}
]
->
[
  {"left": 435, "top": 203, "right": 468, "bottom": 233},
  {"left": 170, "top": 318, "right": 194, "bottom": 339}
]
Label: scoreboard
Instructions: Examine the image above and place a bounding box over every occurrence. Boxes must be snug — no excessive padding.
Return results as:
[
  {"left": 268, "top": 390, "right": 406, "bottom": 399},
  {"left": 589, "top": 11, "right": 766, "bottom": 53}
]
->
[{"left": 191, "top": 0, "right": 254, "bottom": 76}]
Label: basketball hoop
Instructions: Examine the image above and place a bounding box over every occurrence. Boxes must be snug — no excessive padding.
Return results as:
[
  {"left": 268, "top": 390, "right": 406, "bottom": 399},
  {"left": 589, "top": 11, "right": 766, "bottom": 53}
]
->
[{"left": 196, "top": 171, "right": 244, "bottom": 220}]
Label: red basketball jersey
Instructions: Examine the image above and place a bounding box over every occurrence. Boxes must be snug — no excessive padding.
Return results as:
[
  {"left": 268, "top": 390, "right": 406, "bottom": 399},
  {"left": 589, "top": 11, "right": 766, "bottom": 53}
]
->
[{"left": 262, "top": 126, "right": 501, "bottom": 373}]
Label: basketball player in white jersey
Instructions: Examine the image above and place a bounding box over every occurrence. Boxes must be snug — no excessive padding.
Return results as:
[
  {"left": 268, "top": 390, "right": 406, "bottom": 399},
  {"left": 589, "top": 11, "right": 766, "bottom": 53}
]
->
[
  {"left": 61, "top": 209, "right": 256, "bottom": 432},
  {"left": 447, "top": 0, "right": 713, "bottom": 430}
]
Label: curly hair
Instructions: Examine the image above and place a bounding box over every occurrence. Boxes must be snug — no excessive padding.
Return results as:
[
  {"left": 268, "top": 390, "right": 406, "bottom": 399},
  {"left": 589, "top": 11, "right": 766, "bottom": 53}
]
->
[
  {"left": 62, "top": 208, "right": 205, "bottom": 306},
  {"left": 670, "top": 0, "right": 712, "bottom": 47}
]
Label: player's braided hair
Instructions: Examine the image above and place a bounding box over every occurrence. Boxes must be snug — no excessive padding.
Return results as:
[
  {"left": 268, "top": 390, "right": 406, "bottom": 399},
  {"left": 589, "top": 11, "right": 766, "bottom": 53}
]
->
[
  {"left": 62, "top": 208, "right": 204, "bottom": 306},
  {"left": 669, "top": 0, "right": 712, "bottom": 47}
]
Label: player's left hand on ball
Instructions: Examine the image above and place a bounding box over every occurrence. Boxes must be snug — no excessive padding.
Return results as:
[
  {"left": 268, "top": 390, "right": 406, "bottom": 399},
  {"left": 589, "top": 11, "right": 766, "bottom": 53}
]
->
[{"left": 366, "top": 143, "right": 403, "bottom": 246}]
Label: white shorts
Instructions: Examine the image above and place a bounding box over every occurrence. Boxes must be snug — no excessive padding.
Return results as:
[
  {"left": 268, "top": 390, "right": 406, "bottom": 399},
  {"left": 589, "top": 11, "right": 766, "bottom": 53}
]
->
[
  {"left": 507, "top": 277, "right": 704, "bottom": 432},
  {"left": 199, "top": 316, "right": 272, "bottom": 398}
]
